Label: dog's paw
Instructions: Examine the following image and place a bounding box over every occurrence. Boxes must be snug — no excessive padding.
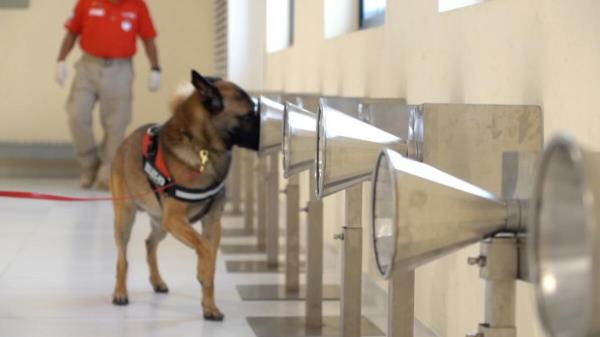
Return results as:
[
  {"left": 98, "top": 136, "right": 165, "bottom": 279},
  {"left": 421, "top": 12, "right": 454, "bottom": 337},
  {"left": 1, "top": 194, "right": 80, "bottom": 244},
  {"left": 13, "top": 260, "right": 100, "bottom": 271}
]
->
[
  {"left": 112, "top": 291, "right": 129, "bottom": 306},
  {"left": 203, "top": 311, "right": 225, "bottom": 321},
  {"left": 203, "top": 305, "right": 224, "bottom": 321},
  {"left": 153, "top": 282, "right": 169, "bottom": 294}
]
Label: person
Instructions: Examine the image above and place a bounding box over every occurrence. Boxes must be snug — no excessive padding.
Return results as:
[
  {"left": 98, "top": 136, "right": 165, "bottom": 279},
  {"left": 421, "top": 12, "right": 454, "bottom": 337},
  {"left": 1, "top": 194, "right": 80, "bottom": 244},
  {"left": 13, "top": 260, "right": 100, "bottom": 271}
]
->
[{"left": 55, "top": 0, "right": 161, "bottom": 190}]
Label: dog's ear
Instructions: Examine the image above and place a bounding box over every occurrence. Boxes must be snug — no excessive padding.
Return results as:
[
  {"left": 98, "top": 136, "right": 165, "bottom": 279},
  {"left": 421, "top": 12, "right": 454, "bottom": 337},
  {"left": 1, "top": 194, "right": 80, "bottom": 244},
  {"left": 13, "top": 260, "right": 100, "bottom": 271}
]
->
[{"left": 191, "top": 70, "right": 224, "bottom": 114}]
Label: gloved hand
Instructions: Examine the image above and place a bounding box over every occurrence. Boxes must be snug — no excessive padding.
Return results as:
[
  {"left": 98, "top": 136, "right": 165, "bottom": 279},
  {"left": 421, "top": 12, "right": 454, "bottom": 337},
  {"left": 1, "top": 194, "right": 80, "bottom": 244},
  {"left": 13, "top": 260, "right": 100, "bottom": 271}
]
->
[
  {"left": 148, "top": 69, "right": 161, "bottom": 92},
  {"left": 55, "top": 61, "right": 68, "bottom": 87}
]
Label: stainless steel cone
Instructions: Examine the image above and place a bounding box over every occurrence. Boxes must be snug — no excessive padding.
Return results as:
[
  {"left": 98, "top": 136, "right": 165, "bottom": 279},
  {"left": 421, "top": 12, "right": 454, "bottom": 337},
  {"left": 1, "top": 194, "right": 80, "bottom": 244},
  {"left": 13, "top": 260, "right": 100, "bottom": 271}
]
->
[
  {"left": 530, "top": 135, "right": 600, "bottom": 337},
  {"left": 283, "top": 102, "right": 318, "bottom": 178},
  {"left": 371, "top": 149, "right": 509, "bottom": 278},
  {"left": 258, "top": 96, "right": 285, "bottom": 156},
  {"left": 315, "top": 103, "right": 408, "bottom": 198}
]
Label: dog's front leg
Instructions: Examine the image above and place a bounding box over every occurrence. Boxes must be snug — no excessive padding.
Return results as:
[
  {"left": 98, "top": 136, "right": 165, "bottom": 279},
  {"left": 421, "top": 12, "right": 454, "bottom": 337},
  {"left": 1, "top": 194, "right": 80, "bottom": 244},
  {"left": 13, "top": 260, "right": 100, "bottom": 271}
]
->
[
  {"left": 162, "top": 201, "right": 224, "bottom": 321},
  {"left": 202, "top": 220, "right": 222, "bottom": 268}
]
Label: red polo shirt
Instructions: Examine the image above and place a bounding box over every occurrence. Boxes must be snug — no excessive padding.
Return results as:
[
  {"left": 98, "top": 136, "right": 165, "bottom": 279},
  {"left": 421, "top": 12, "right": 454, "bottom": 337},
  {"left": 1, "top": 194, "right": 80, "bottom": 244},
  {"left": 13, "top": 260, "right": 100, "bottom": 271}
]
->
[{"left": 65, "top": 0, "right": 157, "bottom": 58}]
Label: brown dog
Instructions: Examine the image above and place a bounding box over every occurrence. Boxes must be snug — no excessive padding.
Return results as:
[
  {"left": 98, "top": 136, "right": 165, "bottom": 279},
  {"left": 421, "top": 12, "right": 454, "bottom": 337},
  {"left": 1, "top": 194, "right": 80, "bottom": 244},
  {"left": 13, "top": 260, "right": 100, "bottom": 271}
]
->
[{"left": 109, "top": 70, "right": 259, "bottom": 321}]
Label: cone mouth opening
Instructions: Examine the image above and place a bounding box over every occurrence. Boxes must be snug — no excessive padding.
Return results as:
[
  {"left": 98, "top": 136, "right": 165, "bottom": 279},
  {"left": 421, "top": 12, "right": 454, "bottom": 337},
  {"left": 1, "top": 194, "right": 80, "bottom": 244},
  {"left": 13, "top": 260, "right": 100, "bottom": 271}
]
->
[
  {"left": 282, "top": 103, "right": 292, "bottom": 178},
  {"left": 531, "top": 135, "right": 596, "bottom": 337},
  {"left": 283, "top": 104, "right": 318, "bottom": 178},
  {"left": 315, "top": 103, "right": 326, "bottom": 199},
  {"left": 258, "top": 97, "right": 268, "bottom": 155},
  {"left": 258, "top": 96, "right": 284, "bottom": 157},
  {"left": 371, "top": 149, "right": 398, "bottom": 279}
]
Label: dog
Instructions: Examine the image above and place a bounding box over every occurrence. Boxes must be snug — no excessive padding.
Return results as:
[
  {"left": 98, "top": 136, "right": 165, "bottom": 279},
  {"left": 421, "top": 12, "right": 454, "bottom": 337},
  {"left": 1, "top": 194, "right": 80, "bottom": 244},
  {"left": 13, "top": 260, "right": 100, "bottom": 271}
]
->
[{"left": 109, "top": 70, "right": 260, "bottom": 321}]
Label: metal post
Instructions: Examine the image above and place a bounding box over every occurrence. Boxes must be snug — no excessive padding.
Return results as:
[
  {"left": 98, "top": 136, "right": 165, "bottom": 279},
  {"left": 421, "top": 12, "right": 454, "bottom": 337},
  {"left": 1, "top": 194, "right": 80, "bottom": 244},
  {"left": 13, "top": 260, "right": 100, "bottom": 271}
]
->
[
  {"left": 467, "top": 237, "right": 517, "bottom": 337},
  {"left": 266, "top": 152, "right": 280, "bottom": 267},
  {"left": 257, "top": 157, "right": 267, "bottom": 250},
  {"left": 244, "top": 151, "right": 255, "bottom": 233},
  {"left": 388, "top": 271, "right": 415, "bottom": 337},
  {"left": 230, "top": 147, "right": 242, "bottom": 214},
  {"left": 339, "top": 184, "right": 364, "bottom": 337},
  {"left": 305, "top": 169, "right": 324, "bottom": 327},
  {"left": 285, "top": 174, "right": 300, "bottom": 292}
]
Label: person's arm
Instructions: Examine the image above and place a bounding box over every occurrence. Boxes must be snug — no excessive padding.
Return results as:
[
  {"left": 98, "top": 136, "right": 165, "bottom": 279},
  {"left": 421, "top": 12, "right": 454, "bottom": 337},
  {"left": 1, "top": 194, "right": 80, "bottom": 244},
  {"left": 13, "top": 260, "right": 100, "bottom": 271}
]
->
[
  {"left": 55, "top": 32, "right": 79, "bottom": 86},
  {"left": 142, "top": 38, "right": 160, "bottom": 70},
  {"left": 57, "top": 31, "right": 78, "bottom": 62},
  {"left": 143, "top": 38, "right": 161, "bottom": 91}
]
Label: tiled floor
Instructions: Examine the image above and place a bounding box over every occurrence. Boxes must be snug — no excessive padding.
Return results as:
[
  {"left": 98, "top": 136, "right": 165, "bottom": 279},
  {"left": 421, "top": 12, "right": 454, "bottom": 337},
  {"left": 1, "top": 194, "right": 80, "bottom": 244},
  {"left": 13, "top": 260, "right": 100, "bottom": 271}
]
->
[{"left": 0, "top": 178, "right": 436, "bottom": 337}]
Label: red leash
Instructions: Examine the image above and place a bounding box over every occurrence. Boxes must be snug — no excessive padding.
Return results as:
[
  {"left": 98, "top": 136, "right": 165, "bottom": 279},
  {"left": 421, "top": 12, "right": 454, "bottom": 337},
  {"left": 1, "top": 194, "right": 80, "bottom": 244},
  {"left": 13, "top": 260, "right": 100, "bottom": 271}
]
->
[
  {"left": 0, "top": 172, "right": 201, "bottom": 203},
  {"left": 0, "top": 188, "right": 161, "bottom": 202}
]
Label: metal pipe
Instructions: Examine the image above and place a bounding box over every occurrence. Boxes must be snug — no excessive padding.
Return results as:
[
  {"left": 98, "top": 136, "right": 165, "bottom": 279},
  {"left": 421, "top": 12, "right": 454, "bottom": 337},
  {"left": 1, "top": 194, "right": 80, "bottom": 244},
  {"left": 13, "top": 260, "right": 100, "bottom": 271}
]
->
[
  {"left": 388, "top": 270, "right": 415, "bottom": 337},
  {"left": 244, "top": 150, "right": 255, "bottom": 233},
  {"left": 257, "top": 157, "right": 267, "bottom": 250},
  {"left": 230, "top": 147, "right": 242, "bottom": 214},
  {"left": 340, "top": 184, "right": 364, "bottom": 337},
  {"left": 305, "top": 168, "right": 324, "bottom": 327},
  {"left": 467, "top": 237, "right": 518, "bottom": 337},
  {"left": 285, "top": 174, "right": 300, "bottom": 292},
  {"left": 266, "top": 152, "right": 280, "bottom": 267}
]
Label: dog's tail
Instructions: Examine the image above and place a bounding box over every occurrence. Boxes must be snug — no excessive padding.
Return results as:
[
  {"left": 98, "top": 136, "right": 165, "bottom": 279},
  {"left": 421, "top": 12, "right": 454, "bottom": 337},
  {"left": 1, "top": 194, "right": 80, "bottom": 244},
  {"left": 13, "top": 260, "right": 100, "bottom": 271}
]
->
[{"left": 170, "top": 83, "right": 195, "bottom": 113}]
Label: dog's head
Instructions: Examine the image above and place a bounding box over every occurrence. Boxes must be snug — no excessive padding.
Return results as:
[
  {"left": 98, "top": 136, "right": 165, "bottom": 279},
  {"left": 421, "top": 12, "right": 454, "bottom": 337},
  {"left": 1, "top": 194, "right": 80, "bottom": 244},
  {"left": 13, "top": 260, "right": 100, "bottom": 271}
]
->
[{"left": 190, "top": 70, "right": 260, "bottom": 151}]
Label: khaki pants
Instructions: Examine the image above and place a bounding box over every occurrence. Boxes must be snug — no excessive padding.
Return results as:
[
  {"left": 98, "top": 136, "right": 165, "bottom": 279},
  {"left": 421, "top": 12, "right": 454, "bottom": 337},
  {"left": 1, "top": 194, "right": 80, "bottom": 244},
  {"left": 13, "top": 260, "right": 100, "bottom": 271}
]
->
[{"left": 66, "top": 53, "right": 134, "bottom": 172}]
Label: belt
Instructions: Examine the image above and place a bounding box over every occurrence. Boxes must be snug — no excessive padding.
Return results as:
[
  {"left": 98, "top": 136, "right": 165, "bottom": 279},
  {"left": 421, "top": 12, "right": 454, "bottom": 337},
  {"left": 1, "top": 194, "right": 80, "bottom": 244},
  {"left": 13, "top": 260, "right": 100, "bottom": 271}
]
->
[{"left": 82, "top": 53, "right": 131, "bottom": 67}]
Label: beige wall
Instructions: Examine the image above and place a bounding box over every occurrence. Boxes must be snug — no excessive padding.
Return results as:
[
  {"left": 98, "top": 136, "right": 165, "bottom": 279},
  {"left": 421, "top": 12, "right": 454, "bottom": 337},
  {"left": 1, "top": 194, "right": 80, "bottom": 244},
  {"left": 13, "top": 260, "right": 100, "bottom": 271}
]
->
[
  {"left": 228, "top": 0, "right": 266, "bottom": 90},
  {"left": 266, "top": 0, "right": 600, "bottom": 336},
  {"left": 0, "top": 0, "right": 214, "bottom": 142}
]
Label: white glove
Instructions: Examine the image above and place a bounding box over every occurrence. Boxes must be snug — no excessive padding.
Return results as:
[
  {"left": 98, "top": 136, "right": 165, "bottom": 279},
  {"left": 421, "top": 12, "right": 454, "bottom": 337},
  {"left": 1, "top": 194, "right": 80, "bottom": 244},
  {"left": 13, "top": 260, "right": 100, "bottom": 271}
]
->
[
  {"left": 148, "top": 69, "right": 161, "bottom": 92},
  {"left": 55, "top": 61, "right": 68, "bottom": 87}
]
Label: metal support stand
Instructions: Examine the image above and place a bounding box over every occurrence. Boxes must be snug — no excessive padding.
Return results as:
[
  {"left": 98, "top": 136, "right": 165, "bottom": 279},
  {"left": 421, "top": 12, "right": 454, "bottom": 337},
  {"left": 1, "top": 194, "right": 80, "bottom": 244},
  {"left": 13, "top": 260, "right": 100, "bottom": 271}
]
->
[
  {"left": 388, "top": 271, "right": 415, "bottom": 337},
  {"left": 266, "top": 152, "right": 280, "bottom": 267},
  {"left": 244, "top": 150, "right": 255, "bottom": 233},
  {"left": 340, "top": 184, "right": 364, "bottom": 337},
  {"left": 237, "top": 173, "right": 326, "bottom": 298},
  {"left": 306, "top": 168, "right": 325, "bottom": 327},
  {"left": 257, "top": 157, "right": 267, "bottom": 250},
  {"left": 467, "top": 237, "right": 517, "bottom": 337},
  {"left": 227, "top": 153, "right": 293, "bottom": 274},
  {"left": 229, "top": 147, "right": 242, "bottom": 214},
  {"left": 222, "top": 150, "right": 257, "bottom": 238},
  {"left": 220, "top": 151, "right": 259, "bottom": 249},
  {"left": 246, "top": 172, "right": 381, "bottom": 337},
  {"left": 225, "top": 157, "right": 280, "bottom": 272},
  {"left": 286, "top": 174, "right": 301, "bottom": 292}
]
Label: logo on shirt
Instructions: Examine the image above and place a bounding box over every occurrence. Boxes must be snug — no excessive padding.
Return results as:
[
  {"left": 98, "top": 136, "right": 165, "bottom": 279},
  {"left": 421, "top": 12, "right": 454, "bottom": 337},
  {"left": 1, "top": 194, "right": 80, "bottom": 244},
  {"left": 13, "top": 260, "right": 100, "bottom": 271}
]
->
[
  {"left": 121, "top": 20, "right": 133, "bottom": 32},
  {"left": 89, "top": 8, "right": 106, "bottom": 17},
  {"left": 122, "top": 11, "right": 137, "bottom": 20}
]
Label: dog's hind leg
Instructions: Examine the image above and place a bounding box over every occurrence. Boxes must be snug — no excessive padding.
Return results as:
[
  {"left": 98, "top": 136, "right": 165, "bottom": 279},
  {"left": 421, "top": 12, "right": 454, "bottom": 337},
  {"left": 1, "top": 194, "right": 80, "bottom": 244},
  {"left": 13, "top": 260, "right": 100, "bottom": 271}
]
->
[
  {"left": 111, "top": 201, "right": 136, "bottom": 306},
  {"left": 146, "top": 220, "right": 169, "bottom": 293},
  {"left": 162, "top": 201, "right": 224, "bottom": 321}
]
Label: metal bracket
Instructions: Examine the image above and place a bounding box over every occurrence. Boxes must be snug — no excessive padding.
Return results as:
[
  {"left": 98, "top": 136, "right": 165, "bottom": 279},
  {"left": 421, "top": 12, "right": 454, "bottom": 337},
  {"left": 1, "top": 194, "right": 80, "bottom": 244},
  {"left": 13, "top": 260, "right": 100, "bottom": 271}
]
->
[{"left": 467, "top": 238, "right": 518, "bottom": 337}]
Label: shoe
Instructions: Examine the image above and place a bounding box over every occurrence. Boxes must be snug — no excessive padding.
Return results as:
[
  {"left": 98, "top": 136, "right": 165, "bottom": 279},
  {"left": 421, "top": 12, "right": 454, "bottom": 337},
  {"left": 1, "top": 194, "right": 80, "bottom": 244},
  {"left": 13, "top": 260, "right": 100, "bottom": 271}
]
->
[
  {"left": 94, "top": 164, "right": 111, "bottom": 191},
  {"left": 80, "top": 166, "right": 98, "bottom": 189}
]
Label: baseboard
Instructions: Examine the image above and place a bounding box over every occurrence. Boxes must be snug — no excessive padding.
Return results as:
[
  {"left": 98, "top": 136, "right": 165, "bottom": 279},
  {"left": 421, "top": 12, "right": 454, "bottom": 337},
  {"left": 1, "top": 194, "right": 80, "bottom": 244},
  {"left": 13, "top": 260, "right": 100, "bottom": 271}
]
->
[{"left": 0, "top": 142, "right": 79, "bottom": 177}]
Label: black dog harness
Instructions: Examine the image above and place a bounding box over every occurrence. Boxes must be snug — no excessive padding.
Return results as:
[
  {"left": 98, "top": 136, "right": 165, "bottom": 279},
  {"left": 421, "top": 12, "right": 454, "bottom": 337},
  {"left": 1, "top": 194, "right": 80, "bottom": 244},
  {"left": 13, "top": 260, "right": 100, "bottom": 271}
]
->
[{"left": 142, "top": 125, "right": 226, "bottom": 205}]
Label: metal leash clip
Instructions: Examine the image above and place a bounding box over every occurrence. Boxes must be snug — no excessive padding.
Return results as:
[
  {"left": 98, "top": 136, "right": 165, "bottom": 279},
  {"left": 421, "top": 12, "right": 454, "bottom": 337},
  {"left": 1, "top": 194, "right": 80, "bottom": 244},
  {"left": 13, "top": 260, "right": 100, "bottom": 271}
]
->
[{"left": 199, "top": 150, "right": 210, "bottom": 173}]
